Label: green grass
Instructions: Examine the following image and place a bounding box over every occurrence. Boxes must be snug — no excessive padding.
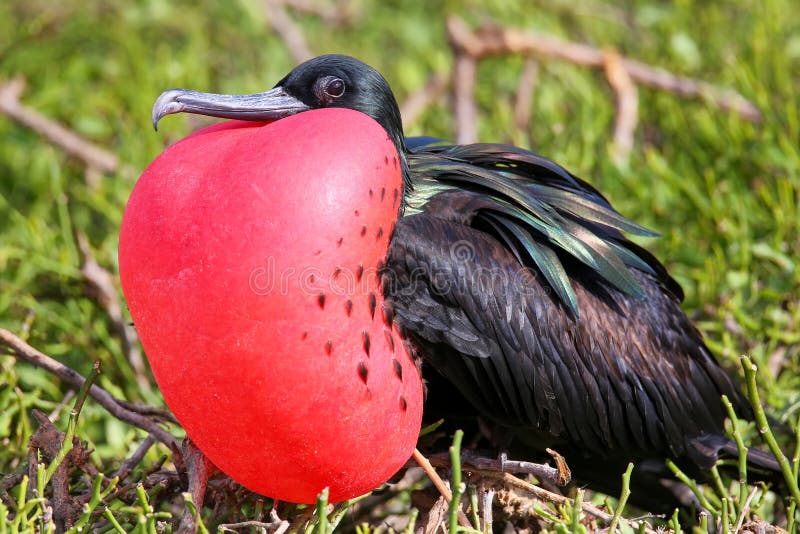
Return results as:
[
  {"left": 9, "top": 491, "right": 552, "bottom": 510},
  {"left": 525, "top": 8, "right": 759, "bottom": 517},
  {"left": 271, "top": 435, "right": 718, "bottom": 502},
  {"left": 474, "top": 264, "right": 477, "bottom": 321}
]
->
[{"left": 1, "top": 0, "right": 799, "bottom": 531}]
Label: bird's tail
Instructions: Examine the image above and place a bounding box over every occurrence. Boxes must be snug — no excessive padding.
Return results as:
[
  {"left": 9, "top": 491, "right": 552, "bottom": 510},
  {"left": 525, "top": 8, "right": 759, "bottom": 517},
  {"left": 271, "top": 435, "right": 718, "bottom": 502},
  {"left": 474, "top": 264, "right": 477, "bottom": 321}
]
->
[
  {"left": 718, "top": 439, "right": 782, "bottom": 477},
  {"left": 690, "top": 434, "right": 783, "bottom": 484}
]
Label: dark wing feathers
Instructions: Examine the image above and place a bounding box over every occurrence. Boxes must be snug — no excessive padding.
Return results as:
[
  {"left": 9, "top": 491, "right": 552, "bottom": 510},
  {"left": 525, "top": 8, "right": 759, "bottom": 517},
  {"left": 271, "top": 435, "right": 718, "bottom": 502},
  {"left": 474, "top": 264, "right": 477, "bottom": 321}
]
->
[
  {"left": 387, "top": 212, "right": 746, "bottom": 460},
  {"left": 406, "top": 144, "right": 676, "bottom": 316},
  {"left": 388, "top": 144, "right": 752, "bottom": 463},
  {"left": 483, "top": 212, "right": 579, "bottom": 314}
]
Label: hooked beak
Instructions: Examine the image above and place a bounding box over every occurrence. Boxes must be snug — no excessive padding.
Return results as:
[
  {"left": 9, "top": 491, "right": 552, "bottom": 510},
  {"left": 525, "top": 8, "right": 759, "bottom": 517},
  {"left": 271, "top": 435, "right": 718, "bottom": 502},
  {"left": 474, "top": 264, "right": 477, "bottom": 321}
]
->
[{"left": 151, "top": 86, "right": 311, "bottom": 130}]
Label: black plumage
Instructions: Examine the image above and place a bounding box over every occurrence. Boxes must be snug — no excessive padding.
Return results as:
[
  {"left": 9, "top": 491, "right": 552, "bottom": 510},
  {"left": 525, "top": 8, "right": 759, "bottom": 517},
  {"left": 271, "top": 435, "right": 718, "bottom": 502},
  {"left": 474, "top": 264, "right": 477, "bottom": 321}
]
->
[{"left": 152, "top": 54, "right": 780, "bottom": 511}]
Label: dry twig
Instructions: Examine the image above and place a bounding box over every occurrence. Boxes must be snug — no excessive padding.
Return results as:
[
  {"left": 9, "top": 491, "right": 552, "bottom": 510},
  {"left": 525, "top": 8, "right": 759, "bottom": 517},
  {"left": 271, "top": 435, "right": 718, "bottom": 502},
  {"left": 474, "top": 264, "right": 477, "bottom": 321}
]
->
[
  {"left": 113, "top": 434, "right": 158, "bottom": 482},
  {"left": 514, "top": 58, "right": 539, "bottom": 134},
  {"left": 29, "top": 409, "right": 90, "bottom": 529},
  {"left": 282, "top": 0, "right": 358, "bottom": 26},
  {"left": 423, "top": 451, "right": 568, "bottom": 487},
  {"left": 347, "top": 468, "right": 427, "bottom": 527},
  {"left": 219, "top": 518, "right": 290, "bottom": 534},
  {"left": 177, "top": 439, "right": 219, "bottom": 534},
  {"left": 446, "top": 17, "right": 760, "bottom": 121},
  {"left": 76, "top": 232, "right": 151, "bottom": 392},
  {"left": 263, "top": 0, "right": 314, "bottom": 63},
  {"left": 446, "top": 16, "right": 761, "bottom": 153},
  {"left": 486, "top": 470, "right": 658, "bottom": 533},
  {"left": 0, "top": 77, "right": 130, "bottom": 186},
  {"left": 0, "top": 327, "right": 177, "bottom": 447},
  {"left": 417, "top": 449, "right": 654, "bottom": 532},
  {"left": 453, "top": 53, "right": 478, "bottom": 144},
  {"left": 400, "top": 72, "right": 449, "bottom": 128},
  {"left": 48, "top": 389, "right": 76, "bottom": 422},
  {"left": 478, "top": 482, "right": 494, "bottom": 532},
  {"left": 0, "top": 473, "right": 26, "bottom": 510},
  {"left": 411, "top": 449, "right": 473, "bottom": 529},
  {"left": 418, "top": 495, "right": 448, "bottom": 534},
  {"left": 603, "top": 49, "right": 638, "bottom": 162}
]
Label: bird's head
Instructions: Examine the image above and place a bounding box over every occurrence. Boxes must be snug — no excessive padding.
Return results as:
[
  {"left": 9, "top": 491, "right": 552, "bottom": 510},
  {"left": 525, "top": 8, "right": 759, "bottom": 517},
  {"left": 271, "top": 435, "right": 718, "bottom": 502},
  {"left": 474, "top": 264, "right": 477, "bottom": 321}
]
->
[{"left": 153, "top": 54, "right": 407, "bottom": 169}]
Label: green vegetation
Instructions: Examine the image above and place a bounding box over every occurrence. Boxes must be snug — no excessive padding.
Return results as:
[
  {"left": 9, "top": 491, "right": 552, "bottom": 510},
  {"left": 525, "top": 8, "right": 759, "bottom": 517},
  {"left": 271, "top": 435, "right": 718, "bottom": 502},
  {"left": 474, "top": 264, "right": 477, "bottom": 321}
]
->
[{"left": 1, "top": 0, "right": 799, "bottom": 531}]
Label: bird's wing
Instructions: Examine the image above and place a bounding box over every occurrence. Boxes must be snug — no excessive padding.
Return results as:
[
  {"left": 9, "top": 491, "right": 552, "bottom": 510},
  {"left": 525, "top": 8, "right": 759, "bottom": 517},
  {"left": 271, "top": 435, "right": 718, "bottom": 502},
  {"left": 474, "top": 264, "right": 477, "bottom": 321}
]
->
[
  {"left": 385, "top": 197, "right": 746, "bottom": 463},
  {"left": 406, "top": 143, "right": 684, "bottom": 317},
  {"left": 404, "top": 136, "right": 446, "bottom": 150}
]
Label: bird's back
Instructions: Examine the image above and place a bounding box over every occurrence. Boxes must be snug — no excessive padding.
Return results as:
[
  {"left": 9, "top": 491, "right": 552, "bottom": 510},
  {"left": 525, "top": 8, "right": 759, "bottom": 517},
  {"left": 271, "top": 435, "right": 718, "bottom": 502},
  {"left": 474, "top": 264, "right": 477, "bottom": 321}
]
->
[{"left": 383, "top": 142, "right": 759, "bottom": 501}]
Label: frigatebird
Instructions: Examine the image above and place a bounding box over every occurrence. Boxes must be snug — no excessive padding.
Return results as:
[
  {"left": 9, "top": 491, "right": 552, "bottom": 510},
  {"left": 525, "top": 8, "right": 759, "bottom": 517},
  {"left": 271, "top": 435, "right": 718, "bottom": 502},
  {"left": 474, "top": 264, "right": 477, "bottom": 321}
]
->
[{"left": 151, "top": 54, "right": 779, "bottom": 511}]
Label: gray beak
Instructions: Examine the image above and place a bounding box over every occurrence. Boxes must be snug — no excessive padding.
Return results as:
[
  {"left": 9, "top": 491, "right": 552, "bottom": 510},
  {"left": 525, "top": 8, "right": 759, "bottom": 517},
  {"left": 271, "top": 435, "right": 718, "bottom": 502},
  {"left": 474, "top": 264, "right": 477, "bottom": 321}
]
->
[{"left": 152, "top": 86, "right": 310, "bottom": 130}]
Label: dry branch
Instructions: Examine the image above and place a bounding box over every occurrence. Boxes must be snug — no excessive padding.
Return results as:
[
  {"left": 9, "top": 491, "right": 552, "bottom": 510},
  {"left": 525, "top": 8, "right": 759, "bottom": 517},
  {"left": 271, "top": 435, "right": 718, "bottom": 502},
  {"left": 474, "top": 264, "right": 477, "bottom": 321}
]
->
[
  {"left": 400, "top": 72, "right": 449, "bottom": 128},
  {"left": 418, "top": 495, "right": 448, "bottom": 534},
  {"left": 446, "top": 17, "right": 761, "bottom": 122},
  {"left": 177, "top": 439, "right": 219, "bottom": 534},
  {"left": 347, "top": 468, "right": 427, "bottom": 527},
  {"left": 76, "top": 232, "right": 150, "bottom": 392},
  {"left": 282, "top": 0, "right": 358, "bottom": 26},
  {"left": 0, "top": 77, "right": 129, "bottom": 183},
  {"left": 263, "top": 0, "right": 314, "bottom": 63},
  {"left": 113, "top": 434, "right": 158, "bottom": 481},
  {"left": 219, "top": 518, "right": 290, "bottom": 534},
  {"left": 416, "top": 451, "right": 655, "bottom": 532},
  {"left": 603, "top": 49, "right": 638, "bottom": 162},
  {"left": 29, "top": 409, "right": 89, "bottom": 529},
  {"left": 48, "top": 389, "right": 76, "bottom": 422},
  {"left": 514, "top": 58, "right": 539, "bottom": 133},
  {"left": 411, "top": 449, "right": 473, "bottom": 529},
  {"left": 446, "top": 16, "right": 761, "bottom": 157},
  {"left": 0, "top": 327, "right": 177, "bottom": 447},
  {"left": 423, "top": 451, "right": 567, "bottom": 487},
  {"left": 487, "top": 471, "right": 659, "bottom": 533},
  {"left": 478, "top": 482, "right": 494, "bottom": 532},
  {"left": 453, "top": 53, "right": 477, "bottom": 144},
  {"left": 0, "top": 473, "right": 25, "bottom": 509}
]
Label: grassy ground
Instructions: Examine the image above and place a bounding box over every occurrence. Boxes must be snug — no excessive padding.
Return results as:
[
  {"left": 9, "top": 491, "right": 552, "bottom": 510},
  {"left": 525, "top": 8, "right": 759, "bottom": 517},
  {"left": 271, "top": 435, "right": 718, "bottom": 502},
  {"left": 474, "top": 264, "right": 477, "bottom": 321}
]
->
[{"left": 1, "top": 0, "right": 799, "bottom": 531}]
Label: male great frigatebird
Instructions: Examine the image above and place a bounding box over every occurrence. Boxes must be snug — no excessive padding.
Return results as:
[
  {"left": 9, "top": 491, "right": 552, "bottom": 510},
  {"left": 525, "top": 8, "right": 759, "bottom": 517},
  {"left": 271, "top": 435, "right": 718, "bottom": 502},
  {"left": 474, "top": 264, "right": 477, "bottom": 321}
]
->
[{"left": 151, "top": 54, "right": 779, "bottom": 511}]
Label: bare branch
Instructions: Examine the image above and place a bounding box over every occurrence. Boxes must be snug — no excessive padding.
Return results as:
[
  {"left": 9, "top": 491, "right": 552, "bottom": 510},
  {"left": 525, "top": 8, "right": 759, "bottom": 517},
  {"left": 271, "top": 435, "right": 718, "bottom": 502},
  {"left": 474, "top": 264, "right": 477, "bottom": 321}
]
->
[
  {"left": 411, "top": 449, "right": 473, "bottom": 529},
  {"left": 488, "top": 471, "right": 659, "bottom": 533},
  {"left": 0, "top": 328, "right": 177, "bottom": 448},
  {"left": 0, "top": 77, "right": 131, "bottom": 180},
  {"left": 418, "top": 495, "right": 448, "bottom": 534},
  {"left": 347, "top": 468, "right": 426, "bottom": 527},
  {"left": 282, "top": 0, "right": 358, "bottom": 26},
  {"left": 416, "top": 449, "right": 655, "bottom": 532},
  {"left": 263, "top": 0, "right": 314, "bottom": 63},
  {"left": 48, "top": 390, "right": 76, "bottom": 422},
  {"left": 115, "top": 399, "right": 175, "bottom": 420},
  {"left": 453, "top": 53, "right": 477, "bottom": 144},
  {"left": 604, "top": 49, "right": 638, "bottom": 163},
  {"left": 478, "top": 482, "right": 494, "bottom": 532},
  {"left": 423, "top": 451, "right": 568, "bottom": 487},
  {"left": 219, "top": 517, "right": 289, "bottom": 534},
  {"left": 0, "top": 472, "right": 25, "bottom": 508},
  {"left": 29, "top": 409, "right": 86, "bottom": 529},
  {"left": 76, "top": 232, "right": 151, "bottom": 393},
  {"left": 513, "top": 58, "right": 539, "bottom": 133},
  {"left": 446, "top": 17, "right": 761, "bottom": 123},
  {"left": 177, "top": 439, "right": 219, "bottom": 534},
  {"left": 113, "top": 434, "right": 158, "bottom": 482},
  {"left": 400, "top": 72, "right": 449, "bottom": 128}
]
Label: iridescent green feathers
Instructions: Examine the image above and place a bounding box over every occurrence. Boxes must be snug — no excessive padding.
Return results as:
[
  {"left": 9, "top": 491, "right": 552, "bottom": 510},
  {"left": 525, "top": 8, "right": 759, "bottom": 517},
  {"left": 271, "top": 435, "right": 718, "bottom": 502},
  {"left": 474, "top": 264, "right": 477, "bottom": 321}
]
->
[{"left": 405, "top": 141, "right": 681, "bottom": 318}]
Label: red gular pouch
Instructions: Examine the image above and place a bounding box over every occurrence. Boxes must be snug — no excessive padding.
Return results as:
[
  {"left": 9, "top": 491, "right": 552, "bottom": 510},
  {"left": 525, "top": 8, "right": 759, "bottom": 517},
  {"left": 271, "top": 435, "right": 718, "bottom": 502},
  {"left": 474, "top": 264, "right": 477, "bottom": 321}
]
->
[{"left": 119, "top": 108, "right": 423, "bottom": 504}]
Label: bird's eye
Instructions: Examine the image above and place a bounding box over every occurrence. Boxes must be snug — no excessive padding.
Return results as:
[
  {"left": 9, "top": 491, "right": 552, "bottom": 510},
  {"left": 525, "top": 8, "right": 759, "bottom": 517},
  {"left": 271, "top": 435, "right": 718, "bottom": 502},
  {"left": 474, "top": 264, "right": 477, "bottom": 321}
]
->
[
  {"left": 325, "top": 78, "right": 345, "bottom": 98},
  {"left": 316, "top": 76, "right": 346, "bottom": 103}
]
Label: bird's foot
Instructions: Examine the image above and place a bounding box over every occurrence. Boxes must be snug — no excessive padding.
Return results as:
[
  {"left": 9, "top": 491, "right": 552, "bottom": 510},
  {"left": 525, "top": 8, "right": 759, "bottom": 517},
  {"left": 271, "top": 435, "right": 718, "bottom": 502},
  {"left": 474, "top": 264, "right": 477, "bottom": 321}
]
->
[
  {"left": 175, "top": 438, "right": 218, "bottom": 534},
  {"left": 419, "top": 449, "right": 571, "bottom": 487},
  {"left": 217, "top": 508, "right": 290, "bottom": 534},
  {"left": 463, "top": 450, "right": 571, "bottom": 487}
]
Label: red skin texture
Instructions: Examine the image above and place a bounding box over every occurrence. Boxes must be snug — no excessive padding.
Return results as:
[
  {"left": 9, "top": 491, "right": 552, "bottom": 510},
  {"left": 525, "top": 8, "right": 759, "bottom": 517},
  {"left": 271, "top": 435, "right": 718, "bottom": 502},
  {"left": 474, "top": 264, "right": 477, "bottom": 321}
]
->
[{"left": 119, "top": 108, "right": 423, "bottom": 504}]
